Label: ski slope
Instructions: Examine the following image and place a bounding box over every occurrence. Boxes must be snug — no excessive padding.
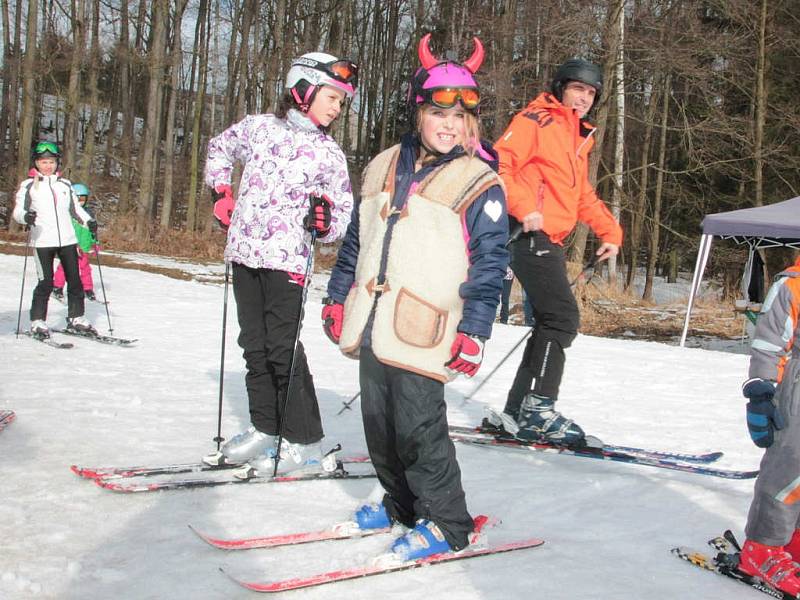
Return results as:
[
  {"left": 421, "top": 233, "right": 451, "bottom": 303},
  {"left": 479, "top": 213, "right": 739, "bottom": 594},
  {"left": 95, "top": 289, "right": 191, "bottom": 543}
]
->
[{"left": 0, "top": 251, "right": 765, "bottom": 599}]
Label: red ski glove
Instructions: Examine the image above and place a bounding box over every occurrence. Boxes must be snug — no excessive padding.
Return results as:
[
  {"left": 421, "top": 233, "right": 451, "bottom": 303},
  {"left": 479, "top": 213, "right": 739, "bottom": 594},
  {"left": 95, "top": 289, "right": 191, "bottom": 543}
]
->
[
  {"left": 304, "top": 194, "right": 333, "bottom": 235},
  {"left": 445, "top": 333, "right": 485, "bottom": 378},
  {"left": 212, "top": 184, "right": 234, "bottom": 228},
  {"left": 321, "top": 299, "right": 344, "bottom": 344}
]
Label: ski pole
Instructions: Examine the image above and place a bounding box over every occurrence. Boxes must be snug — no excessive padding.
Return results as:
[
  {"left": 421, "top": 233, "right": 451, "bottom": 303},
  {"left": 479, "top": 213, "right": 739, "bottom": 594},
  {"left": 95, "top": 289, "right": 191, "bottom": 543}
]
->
[
  {"left": 15, "top": 227, "right": 33, "bottom": 337},
  {"left": 273, "top": 231, "right": 317, "bottom": 477},
  {"left": 461, "top": 328, "right": 532, "bottom": 405},
  {"left": 337, "top": 391, "right": 360, "bottom": 415},
  {"left": 214, "top": 262, "right": 230, "bottom": 451},
  {"left": 570, "top": 255, "right": 598, "bottom": 287},
  {"left": 93, "top": 245, "right": 113, "bottom": 335}
]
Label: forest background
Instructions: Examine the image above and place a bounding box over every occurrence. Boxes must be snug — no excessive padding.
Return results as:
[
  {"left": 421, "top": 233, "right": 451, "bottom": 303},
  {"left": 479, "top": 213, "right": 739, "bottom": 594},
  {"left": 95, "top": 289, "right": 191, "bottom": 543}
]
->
[{"left": 0, "top": 0, "right": 797, "bottom": 302}]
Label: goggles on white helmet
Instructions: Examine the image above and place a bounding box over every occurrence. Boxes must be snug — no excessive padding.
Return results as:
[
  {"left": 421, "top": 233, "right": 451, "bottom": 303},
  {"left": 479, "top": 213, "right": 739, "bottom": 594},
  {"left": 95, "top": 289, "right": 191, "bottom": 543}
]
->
[{"left": 285, "top": 52, "right": 358, "bottom": 111}]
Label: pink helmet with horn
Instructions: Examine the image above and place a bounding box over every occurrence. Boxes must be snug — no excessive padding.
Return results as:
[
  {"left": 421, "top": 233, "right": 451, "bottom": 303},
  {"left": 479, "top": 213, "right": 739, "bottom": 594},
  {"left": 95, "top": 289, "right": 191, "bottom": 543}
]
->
[{"left": 409, "top": 33, "right": 485, "bottom": 113}]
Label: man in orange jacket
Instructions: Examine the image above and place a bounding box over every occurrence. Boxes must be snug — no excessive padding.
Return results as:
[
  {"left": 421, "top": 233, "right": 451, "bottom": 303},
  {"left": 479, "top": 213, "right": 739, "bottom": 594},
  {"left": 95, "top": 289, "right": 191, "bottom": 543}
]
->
[{"left": 492, "top": 58, "right": 623, "bottom": 446}]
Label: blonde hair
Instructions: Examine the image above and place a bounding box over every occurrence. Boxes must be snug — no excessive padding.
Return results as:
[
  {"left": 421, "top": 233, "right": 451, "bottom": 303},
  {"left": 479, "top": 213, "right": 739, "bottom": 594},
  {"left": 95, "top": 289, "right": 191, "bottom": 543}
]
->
[{"left": 416, "top": 105, "right": 482, "bottom": 158}]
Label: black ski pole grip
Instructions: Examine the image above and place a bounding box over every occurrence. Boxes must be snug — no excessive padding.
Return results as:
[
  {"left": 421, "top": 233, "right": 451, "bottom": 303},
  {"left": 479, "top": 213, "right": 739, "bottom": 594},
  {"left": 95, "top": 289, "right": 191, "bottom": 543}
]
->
[{"left": 506, "top": 224, "right": 523, "bottom": 248}]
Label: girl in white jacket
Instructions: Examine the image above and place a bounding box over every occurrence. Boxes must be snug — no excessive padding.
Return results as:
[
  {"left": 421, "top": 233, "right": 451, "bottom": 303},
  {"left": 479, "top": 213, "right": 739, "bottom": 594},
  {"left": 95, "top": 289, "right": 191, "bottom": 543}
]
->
[{"left": 13, "top": 141, "right": 98, "bottom": 338}]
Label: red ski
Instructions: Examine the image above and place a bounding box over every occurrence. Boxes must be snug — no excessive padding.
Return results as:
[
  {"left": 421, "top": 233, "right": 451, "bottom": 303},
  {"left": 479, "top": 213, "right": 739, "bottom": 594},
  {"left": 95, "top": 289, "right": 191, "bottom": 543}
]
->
[
  {"left": 222, "top": 515, "right": 544, "bottom": 592},
  {"left": 189, "top": 521, "right": 391, "bottom": 550},
  {"left": 0, "top": 410, "right": 15, "bottom": 432}
]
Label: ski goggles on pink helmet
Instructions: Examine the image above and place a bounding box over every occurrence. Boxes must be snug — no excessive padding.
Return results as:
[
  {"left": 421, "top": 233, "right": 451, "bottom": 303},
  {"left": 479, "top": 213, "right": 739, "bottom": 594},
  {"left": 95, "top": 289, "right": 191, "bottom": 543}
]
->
[{"left": 411, "top": 33, "right": 484, "bottom": 112}]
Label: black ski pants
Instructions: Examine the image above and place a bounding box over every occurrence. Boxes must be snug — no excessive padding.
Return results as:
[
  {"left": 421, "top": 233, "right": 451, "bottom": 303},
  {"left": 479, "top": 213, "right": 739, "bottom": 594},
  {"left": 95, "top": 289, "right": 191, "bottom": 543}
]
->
[
  {"left": 231, "top": 263, "right": 322, "bottom": 445},
  {"left": 504, "top": 231, "right": 579, "bottom": 417},
  {"left": 359, "top": 348, "right": 473, "bottom": 550},
  {"left": 31, "top": 245, "right": 84, "bottom": 321}
]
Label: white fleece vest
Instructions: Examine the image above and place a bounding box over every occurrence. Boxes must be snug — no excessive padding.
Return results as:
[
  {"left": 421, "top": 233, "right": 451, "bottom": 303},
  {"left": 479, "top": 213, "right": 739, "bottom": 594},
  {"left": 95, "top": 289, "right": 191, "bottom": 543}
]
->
[{"left": 339, "top": 144, "right": 502, "bottom": 382}]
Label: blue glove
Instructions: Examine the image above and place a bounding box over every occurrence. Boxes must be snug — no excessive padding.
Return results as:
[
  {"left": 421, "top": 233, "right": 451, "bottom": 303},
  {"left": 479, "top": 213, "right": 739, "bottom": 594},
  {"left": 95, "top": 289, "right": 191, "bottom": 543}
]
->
[{"left": 743, "top": 378, "right": 784, "bottom": 448}]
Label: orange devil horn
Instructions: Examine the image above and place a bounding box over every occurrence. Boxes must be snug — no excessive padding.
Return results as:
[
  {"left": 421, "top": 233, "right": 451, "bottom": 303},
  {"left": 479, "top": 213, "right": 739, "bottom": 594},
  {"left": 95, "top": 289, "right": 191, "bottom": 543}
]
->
[
  {"left": 463, "top": 37, "right": 485, "bottom": 73},
  {"left": 418, "top": 33, "right": 438, "bottom": 70}
]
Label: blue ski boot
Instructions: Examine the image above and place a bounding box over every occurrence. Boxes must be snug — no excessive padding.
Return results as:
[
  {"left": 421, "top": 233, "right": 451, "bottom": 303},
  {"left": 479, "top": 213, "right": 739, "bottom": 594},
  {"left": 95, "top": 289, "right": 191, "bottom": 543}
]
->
[
  {"left": 355, "top": 503, "right": 392, "bottom": 529},
  {"left": 391, "top": 519, "right": 452, "bottom": 561},
  {"left": 515, "top": 393, "right": 585, "bottom": 447}
]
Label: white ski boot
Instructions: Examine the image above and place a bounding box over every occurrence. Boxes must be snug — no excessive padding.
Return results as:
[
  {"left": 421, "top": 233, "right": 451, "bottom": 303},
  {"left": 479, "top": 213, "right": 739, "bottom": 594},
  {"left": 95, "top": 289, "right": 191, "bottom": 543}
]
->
[
  {"left": 234, "top": 439, "right": 327, "bottom": 479},
  {"left": 66, "top": 316, "right": 97, "bottom": 335},
  {"left": 30, "top": 319, "right": 50, "bottom": 339},
  {"left": 202, "top": 426, "right": 276, "bottom": 466}
]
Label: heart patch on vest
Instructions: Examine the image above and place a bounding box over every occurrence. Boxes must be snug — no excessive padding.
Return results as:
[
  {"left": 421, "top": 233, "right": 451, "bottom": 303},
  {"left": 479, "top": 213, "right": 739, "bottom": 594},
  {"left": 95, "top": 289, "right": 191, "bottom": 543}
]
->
[{"left": 483, "top": 199, "right": 502, "bottom": 223}]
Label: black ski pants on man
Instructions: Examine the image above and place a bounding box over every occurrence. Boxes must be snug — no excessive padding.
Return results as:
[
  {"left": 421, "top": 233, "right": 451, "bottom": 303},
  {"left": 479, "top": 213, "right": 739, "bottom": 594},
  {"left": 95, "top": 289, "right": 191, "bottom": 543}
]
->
[
  {"left": 503, "top": 231, "right": 580, "bottom": 418},
  {"left": 232, "top": 263, "right": 322, "bottom": 445},
  {"left": 359, "top": 347, "right": 474, "bottom": 550},
  {"left": 32, "top": 244, "right": 84, "bottom": 320}
]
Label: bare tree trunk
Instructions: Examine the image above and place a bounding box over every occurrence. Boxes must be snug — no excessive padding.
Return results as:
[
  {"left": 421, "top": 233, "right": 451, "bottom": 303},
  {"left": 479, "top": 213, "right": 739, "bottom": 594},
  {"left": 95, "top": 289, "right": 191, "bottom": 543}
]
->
[
  {"left": 0, "top": 0, "right": 14, "bottom": 157},
  {"left": 5, "top": 0, "right": 23, "bottom": 161},
  {"left": 354, "top": 1, "right": 371, "bottom": 167},
  {"left": 223, "top": 1, "right": 242, "bottom": 124},
  {"left": 15, "top": 0, "right": 38, "bottom": 188},
  {"left": 209, "top": 0, "right": 220, "bottom": 131},
  {"left": 62, "top": 0, "right": 87, "bottom": 173},
  {"left": 117, "top": 0, "right": 135, "bottom": 213},
  {"left": 377, "top": 1, "right": 399, "bottom": 150},
  {"left": 135, "top": 0, "right": 167, "bottom": 238},
  {"left": 491, "top": 0, "right": 517, "bottom": 141},
  {"left": 77, "top": 0, "right": 100, "bottom": 185},
  {"left": 624, "top": 80, "right": 658, "bottom": 291},
  {"left": 643, "top": 73, "right": 671, "bottom": 303},
  {"left": 186, "top": 0, "right": 211, "bottom": 231},
  {"left": 160, "top": 0, "right": 188, "bottom": 229},
  {"left": 264, "top": 0, "right": 286, "bottom": 113},
  {"left": 234, "top": 0, "right": 255, "bottom": 122},
  {"left": 103, "top": 65, "right": 119, "bottom": 177},
  {"left": 181, "top": 0, "right": 205, "bottom": 158},
  {"left": 753, "top": 0, "right": 768, "bottom": 207},
  {"left": 607, "top": 1, "right": 625, "bottom": 286}
]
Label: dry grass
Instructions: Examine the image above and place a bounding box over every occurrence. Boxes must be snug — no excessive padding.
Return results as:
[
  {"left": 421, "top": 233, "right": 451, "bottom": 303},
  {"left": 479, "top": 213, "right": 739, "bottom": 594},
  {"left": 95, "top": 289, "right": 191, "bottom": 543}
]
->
[
  {"left": 96, "top": 215, "right": 227, "bottom": 260},
  {"left": 574, "top": 271, "right": 741, "bottom": 342},
  {"left": 503, "top": 260, "right": 742, "bottom": 342}
]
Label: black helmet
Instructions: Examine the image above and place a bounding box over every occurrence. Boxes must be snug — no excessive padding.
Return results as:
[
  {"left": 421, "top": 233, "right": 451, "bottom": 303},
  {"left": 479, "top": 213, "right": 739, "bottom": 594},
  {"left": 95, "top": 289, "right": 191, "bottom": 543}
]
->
[
  {"left": 32, "top": 140, "right": 61, "bottom": 159},
  {"left": 550, "top": 58, "right": 603, "bottom": 109}
]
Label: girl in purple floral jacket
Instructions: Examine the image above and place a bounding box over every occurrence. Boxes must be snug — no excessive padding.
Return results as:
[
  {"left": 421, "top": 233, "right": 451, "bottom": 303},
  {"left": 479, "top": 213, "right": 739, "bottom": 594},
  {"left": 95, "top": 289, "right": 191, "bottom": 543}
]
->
[{"left": 203, "top": 52, "right": 358, "bottom": 474}]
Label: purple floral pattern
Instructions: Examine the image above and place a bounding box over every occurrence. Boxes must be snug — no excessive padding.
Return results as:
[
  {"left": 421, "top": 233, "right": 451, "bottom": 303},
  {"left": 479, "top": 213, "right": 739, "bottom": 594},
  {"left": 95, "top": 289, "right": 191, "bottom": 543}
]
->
[{"left": 205, "top": 110, "right": 353, "bottom": 272}]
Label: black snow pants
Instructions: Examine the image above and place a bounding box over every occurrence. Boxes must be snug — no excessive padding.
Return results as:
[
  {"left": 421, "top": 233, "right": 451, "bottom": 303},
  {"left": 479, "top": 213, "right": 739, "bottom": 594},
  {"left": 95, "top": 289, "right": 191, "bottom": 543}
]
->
[
  {"left": 503, "top": 231, "right": 580, "bottom": 417},
  {"left": 359, "top": 347, "right": 474, "bottom": 550},
  {"left": 231, "top": 263, "right": 322, "bottom": 445},
  {"left": 32, "top": 244, "right": 84, "bottom": 320}
]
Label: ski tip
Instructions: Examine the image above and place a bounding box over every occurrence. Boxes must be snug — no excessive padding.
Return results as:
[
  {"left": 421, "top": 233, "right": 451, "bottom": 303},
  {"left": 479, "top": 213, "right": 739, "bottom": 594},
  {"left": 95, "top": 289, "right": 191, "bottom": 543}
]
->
[
  {"left": 70, "top": 464, "right": 92, "bottom": 478},
  {"left": 219, "top": 568, "right": 259, "bottom": 591},
  {"left": 94, "top": 478, "right": 124, "bottom": 492},
  {"left": 188, "top": 524, "right": 218, "bottom": 547}
]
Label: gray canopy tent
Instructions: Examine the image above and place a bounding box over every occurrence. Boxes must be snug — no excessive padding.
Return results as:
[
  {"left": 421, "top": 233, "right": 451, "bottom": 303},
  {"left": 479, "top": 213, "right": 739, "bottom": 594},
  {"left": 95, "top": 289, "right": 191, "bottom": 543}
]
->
[{"left": 679, "top": 196, "right": 800, "bottom": 347}]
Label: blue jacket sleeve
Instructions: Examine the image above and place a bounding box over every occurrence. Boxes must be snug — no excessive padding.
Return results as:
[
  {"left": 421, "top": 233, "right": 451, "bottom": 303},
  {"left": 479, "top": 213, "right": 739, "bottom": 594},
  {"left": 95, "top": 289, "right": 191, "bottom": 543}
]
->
[
  {"left": 326, "top": 200, "right": 361, "bottom": 303},
  {"left": 458, "top": 184, "right": 510, "bottom": 339}
]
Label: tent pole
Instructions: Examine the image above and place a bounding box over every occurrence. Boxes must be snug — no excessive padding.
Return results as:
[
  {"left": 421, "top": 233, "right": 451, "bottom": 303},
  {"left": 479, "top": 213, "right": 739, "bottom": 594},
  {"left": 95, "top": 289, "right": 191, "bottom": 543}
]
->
[{"left": 680, "top": 234, "right": 713, "bottom": 347}]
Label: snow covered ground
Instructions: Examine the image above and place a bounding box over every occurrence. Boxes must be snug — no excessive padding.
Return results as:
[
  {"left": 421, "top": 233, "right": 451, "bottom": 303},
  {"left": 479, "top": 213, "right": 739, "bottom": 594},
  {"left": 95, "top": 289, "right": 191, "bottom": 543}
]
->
[{"left": 0, "top": 250, "right": 767, "bottom": 599}]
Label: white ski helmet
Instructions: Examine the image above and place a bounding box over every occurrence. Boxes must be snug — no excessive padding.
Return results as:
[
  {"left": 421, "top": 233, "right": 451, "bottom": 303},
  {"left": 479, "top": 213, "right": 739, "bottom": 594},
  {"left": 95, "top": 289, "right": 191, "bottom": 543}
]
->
[{"left": 284, "top": 52, "right": 358, "bottom": 112}]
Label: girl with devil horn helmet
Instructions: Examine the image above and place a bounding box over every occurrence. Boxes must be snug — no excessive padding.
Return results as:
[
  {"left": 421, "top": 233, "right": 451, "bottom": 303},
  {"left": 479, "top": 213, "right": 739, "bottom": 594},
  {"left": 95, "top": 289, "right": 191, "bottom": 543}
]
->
[
  {"left": 323, "top": 33, "right": 509, "bottom": 560},
  {"left": 203, "top": 51, "right": 358, "bottom": 473}
]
